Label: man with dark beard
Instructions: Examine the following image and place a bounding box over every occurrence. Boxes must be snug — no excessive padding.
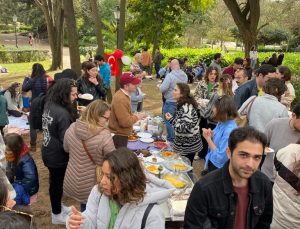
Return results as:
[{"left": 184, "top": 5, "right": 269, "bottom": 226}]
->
[{"left": 184, "top": 127, "right": 273, "bottom": 229}]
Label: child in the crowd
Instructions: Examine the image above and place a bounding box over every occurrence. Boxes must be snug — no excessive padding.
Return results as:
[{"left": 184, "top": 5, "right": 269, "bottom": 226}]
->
[
  {"left": 4, "top": 82, "right": 23, "bottom": 117},
  {"left": 22, "top": 92, "right": 31, "bottom": 113},
  {"left": 0, "top": 93, "right": 8, "bottom": 136},
  {"left": 4, "top": 133, "right": 39, "bottom": 205},
  {"left": 130, "top": 71, "right": 145, "bottom": 112}
]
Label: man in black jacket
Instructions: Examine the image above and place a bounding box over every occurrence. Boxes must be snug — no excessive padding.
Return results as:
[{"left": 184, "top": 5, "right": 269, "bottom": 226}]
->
[
  {"left": 234, "top": 64, "right": 276, "bottom": 109},
  {"left": 184, "top": 127, "right": 273, "bottom": 229}
]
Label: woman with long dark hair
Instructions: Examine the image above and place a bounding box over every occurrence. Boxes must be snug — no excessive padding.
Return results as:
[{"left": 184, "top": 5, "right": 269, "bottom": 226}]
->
[
  {"left": 77, "top": 62, "right": 106, "bottom": 105},
  {"left": 277, "top": 66, "right": 295, "bottom": 110},
  {"left": 272, "top": 139, "right": 300, "bottom": 228},
  {"left": 4, "top": 82, "right": 23, "bottom": 117},
  {"left": 67, "top": 148, "right": 175, "bottom": 229},
  {"left": 22, "top": 63, "right": 48, "bottom": 151},
  {"left": 165, "top": 83, "right": 202, "bottom": 164},
  {"left": 42, "top": 79, "right": 77, "bottom": 225}
]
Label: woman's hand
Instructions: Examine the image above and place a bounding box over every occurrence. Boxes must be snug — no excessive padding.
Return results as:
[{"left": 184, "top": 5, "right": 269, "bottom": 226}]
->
[
  {"left": 202, "top": 128, "right": 212, "bottom": 140},
  {"left": 165, "top": 112, "right": 173, "bottom": 121},
  {"left": 89, "top": 77, "right": 98, "bottom": 85},
  {"left": 68, "top": 206, "right": 85, "bottom": 229}
]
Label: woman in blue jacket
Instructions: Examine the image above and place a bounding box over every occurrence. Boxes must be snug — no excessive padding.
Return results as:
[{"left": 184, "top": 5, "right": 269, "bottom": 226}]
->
[
  {"left": 202, "top": 95, "right": 238, "bottom": 175},
  {"left": 4, "top": 133, "right": 39, "bottom": 205}
]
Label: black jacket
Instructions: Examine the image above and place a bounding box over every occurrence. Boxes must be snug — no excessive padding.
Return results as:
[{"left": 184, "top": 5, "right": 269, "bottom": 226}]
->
[
  {"left": 184, "top": 161, "right": 273, "bottom": 229},
  {"left": 22, "top": 75, "right": 47, "bottom": 100},
  {"left": 234, "top": 79, "right": 258, "bottom": 109},
  {"left": 77, "top": 76, "right": 106, "bottom": 105},
  {"left": 41, "top": 102, "right": 75, "bottom": 168}
]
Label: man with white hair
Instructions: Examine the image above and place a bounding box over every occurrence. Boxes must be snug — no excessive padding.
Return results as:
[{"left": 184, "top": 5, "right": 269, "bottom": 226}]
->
[{"left": 160, "top": 59, "right": 188, "bottom": 142}]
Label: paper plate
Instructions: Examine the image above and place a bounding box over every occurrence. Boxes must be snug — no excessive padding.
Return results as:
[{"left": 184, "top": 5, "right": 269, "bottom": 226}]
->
[
  {"left": 145, "top": 156, "right": 165, "bottom": 164},
  {"left": 140, "top": 138, "right": 154, "bottom": 143},
  {"left": 78, "top": 93, "right": 93, "bottom": 100},
  {"left": 137, "top": 132, "right": 152, "bottom": 138}
]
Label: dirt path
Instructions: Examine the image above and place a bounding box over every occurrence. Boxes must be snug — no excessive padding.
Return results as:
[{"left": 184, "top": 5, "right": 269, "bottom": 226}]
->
[{"left": 0, "top": 33, "right": 71, "bottom": 68}]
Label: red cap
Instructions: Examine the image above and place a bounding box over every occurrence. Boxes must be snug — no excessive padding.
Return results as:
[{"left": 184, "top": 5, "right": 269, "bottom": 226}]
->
[{"left": 120, "top": 72, "right": 141, "bottom": 87}]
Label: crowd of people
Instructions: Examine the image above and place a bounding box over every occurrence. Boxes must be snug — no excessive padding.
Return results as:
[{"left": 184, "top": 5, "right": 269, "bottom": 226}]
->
[{"left": 0, "top": 46, "right": 299, "bottom": 229}]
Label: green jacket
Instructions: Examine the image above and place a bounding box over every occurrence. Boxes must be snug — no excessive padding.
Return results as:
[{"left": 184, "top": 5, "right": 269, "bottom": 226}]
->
[{"left": 0, "top": 95, "right": 9, "bottom": 126}]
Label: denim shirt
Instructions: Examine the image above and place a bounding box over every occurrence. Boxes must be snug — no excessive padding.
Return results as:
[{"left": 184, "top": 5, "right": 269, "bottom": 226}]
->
[{"left": 205, "top": 119, "right": 237, "bottom": 168}]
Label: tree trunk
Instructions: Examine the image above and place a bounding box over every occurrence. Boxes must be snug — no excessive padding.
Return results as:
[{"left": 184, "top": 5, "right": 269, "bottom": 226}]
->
[
  {"left": 89, "top": 0, "right": 105, "bottom": 56},
  {"left": 63, "top": 0, "right": 81, "bottom": 78},
  {"left": 34, "top": 0, "right": 64, "bottom": 70},
  {"left": 223, "top": 0, "right": 260, "bottom": 57},
  {"left": 115, "top": 0, "right": 126, "bottom": 92}
]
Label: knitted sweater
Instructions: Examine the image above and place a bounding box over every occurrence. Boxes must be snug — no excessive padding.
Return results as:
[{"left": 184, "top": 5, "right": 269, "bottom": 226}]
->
[
  {"left": 109, "top": 90, "right": 138, "bottom": 136},
  {"left": 170, "top": 103, "right": 202, "bottom": 155}
]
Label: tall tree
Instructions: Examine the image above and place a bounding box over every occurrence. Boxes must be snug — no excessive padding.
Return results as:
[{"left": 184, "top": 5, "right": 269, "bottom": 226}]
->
[
  {"left": 89, "top": 0, "right": 105, "bottom": 56},
  {"left": 63, "top": 0, "right": 81, "bottom": 77},
  {"left": 223, "top": 0, "right": 260, "bottom": 56},
  {"left": 34, "top": 0, "right": 64, "bottom": 70},
  {"left": 115, "top": 0, "right": 126, "bottom": 91}
]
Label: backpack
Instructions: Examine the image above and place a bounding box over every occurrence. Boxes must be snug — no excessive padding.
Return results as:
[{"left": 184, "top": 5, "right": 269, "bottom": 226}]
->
[{"left": 30, "top": 93, "right": 46, "bottom": 130}]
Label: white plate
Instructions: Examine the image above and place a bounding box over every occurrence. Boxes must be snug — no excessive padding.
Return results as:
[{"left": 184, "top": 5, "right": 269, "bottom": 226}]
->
[
  {"left": 145, "top": 164, "right": 165, "bottom": 175},
  {"left": 78, "top": 93, "right": 93, "bottom": 100},
  {"left": 137, "top": 132, "right": 152, "bottom": 138},
  {"left": 145, "top": 156, "right": 164, "bottom": 164},
  {"left": 133, "top": 126, "right": 141, "bottom": 132},
  {"left": 140, "top": 138, "right": 154, "bottom": 143}
]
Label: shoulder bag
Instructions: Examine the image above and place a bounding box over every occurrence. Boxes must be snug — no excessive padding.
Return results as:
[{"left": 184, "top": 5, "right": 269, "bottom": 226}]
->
[{"left": 236, "top": 96, "right": 257, "bottom": 127}]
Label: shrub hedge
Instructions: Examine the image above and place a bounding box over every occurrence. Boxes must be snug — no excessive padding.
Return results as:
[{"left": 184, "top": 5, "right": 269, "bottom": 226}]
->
[{"left": 0, "top": 49, "right": 49, "bottom": 63}]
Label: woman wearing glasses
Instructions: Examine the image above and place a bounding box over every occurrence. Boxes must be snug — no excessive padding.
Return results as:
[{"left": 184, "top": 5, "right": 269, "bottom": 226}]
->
[
  {"left": 41, "top": 79, "right": 78, "bottom": 225},
  {"left": 67, "top": 148, "right": 175, "bottom": 229},
  {"left": 63, "top": 100, "right": 115, "bottom": 212},
  {"left": 202, "top": 95, "right": 238, "bottom": 175}
]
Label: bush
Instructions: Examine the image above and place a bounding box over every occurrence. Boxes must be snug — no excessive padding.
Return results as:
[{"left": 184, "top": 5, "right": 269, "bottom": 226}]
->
[{"left": 0, "top": 49, "right": 50, "bottom": 63}]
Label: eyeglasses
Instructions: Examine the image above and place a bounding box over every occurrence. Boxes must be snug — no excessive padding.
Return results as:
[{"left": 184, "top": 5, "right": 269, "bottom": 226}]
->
[
  {"left": 101, "top": 116, "right": 110, "bottom": 121},
  {"left": 0, "top": 205, "right": 34, "bottom": 228}
]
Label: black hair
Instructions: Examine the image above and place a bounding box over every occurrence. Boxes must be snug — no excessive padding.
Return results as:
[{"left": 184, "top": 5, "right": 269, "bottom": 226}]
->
[
  {"left": 7, "top": 82, "right": 20, "bottom": 99},
  {"left": 30, "top": 63, "right": 46, "bottom": 78},
  {"left": 0, "top": 179, "right": 8, "bottom": 212},
  {"left": 234, "top": 58, "right": 244, "bottom": 65},
  {"left": 255, "top": 64, "right": 276, "bottom": 76},
  {"left": 46, "top": 78, "right": 77, "bottom": 115},
  {"left": 293, "top": 102, "right": 300, "bottom": 118},
  {"left": 263, "top": 78, "right": 287, "bottom": 100},
  {"left": 0, "top": 211, "right": 31, "bottom": 229},
  {"left": 228, "top": 127, "right": 267, "bottom": 153},
  {"left": 176, "top": 83, "right": 198, "bottom": 109},
  {"left": 94, "top": 55, "right": 105, "bottom": 62},
  {"left": 214, "top": 53, "right": 221, "bottom": 60},
  {"left": 278, "top": 66, "right": 291, "bottom": 81},
  {"left": 4, "top": 133, "right": 24, "bottom": 164}
]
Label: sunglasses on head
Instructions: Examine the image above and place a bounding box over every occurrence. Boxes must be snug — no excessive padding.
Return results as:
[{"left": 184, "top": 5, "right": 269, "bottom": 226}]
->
[{"left": 0, "top": 205, "right": 34, "bottom": 229}]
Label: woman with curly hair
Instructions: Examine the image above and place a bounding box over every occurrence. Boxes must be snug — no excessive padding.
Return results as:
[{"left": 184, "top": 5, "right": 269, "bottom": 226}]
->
[
  {"left": 165, "top": 83, "right": 202, "bottom": 164},
  {"left": 67, "top": 148, "right": 175, "bottom": 229},
  {"left": 77, "top": 62, "right": 106, "bottom": 106},
  {"left": 42, "top": 79, "right": 78, "bottom": 225},
  {"left": 4, "top": 82, "right": 23, "bottom": 117}
]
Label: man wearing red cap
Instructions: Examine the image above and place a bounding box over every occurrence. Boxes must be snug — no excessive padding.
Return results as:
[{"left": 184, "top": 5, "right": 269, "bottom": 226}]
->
[{"left": 109, "top": 73, "right": 146, "bottom": 148}]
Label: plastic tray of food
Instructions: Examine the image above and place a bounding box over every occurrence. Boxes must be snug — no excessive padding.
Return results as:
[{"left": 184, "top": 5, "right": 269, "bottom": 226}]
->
[
  {"left": 161, "top": 172, "right": 193, "bottom": 190},
  {"left": 164, "top": 159, "right": 193, "bottom": 173}
]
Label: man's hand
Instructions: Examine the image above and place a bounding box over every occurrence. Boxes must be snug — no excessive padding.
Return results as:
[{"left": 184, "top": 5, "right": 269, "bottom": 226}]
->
[{"left": 68, "top": 206, "right": 85, "bottom": 229}]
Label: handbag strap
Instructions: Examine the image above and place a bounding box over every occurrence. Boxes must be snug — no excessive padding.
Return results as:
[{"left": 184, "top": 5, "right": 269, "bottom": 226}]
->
[
  {"left": 274, "top": 153, "right": 300, "bottom": 192},
  {"left": 141, "top": 203, "right": 156, "bottom": 229},
  {"left": 81, "top": 140, "right": 96, "bottom": 165},
  {"left": 240, "top": 96, "right": 257, "bottom": 118}
]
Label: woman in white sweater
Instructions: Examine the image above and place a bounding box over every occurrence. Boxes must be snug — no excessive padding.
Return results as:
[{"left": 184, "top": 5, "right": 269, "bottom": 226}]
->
[
  {"left": 67, "top": 148, "right": 175, "bottom": 229},
  {"left": 4, "top": 82, "right": 23, "bottom": 117},
  {"left": 271, "top": 141, "right": 300, "bottom": 229}
]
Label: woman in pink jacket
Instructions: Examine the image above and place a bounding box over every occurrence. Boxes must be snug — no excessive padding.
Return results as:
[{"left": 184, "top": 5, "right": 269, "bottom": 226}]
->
[{"left": 63, "top": 100, "right": 115, "bottom": 212}]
